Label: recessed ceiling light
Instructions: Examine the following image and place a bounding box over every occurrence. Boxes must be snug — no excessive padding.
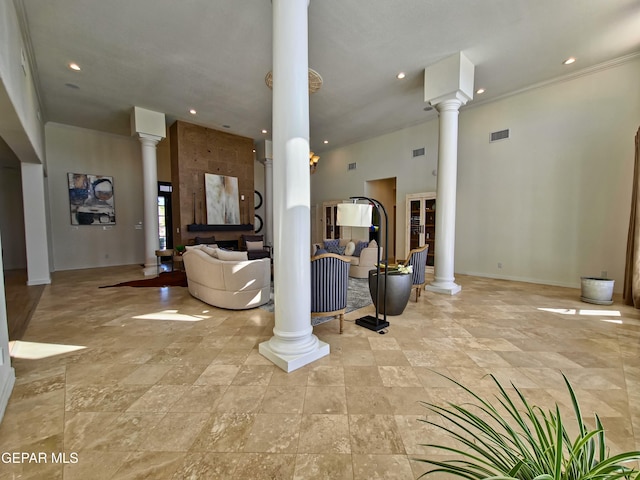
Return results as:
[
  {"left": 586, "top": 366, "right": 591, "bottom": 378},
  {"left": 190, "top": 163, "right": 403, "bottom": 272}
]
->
[
  {"left": 189, "top": 109, "right": 197, "bottom": 115},
  {"left": 396, "top": 72, "right": 406, "bottom": 79},
  {"left": 563, "top": 57, "right": 576, "bottom": 65},
  {"left": 423, "top": 105, "right": 433, "bottom": 112},
  {"left": 65, "top": 83, "right": 80, "bottom": 89},
  {"left": 323, "top": 140, "right": 329, "bottom": 144},
  {"left": 261, "top": 129, "right": 268, "bottom": 134},
  {"left": 68, "top": 63, "right": 81, "bottom": 71},
  {"left": 476, "top": 88, "right": 485, "bottom": 94},
  {"left": 222, "top": 125, "right": 231, "bottom": 129}
]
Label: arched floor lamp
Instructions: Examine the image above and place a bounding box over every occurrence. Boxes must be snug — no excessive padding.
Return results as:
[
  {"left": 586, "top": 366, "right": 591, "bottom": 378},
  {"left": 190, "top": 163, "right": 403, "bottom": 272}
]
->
[{"left": 337, "top": 196, "right": 390, "bottom": 332}]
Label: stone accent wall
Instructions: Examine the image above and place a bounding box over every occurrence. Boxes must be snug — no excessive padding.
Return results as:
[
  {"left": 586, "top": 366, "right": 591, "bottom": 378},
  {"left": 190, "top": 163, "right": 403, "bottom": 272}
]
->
[{"left": 170, "top": 120, "right": 255, "bottom": 247}]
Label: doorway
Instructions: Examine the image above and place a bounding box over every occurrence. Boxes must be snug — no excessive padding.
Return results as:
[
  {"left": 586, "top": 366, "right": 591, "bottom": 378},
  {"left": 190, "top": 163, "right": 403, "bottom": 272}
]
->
[
  {"left": 158, "top": 182, "right": 173, "bottom": 250},
  {"left": 365, "top": 177, "right": 397, "bottom": 263}
]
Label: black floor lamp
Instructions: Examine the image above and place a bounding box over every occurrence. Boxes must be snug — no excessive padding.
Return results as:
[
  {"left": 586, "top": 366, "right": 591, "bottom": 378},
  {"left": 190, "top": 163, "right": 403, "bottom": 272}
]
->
[{"left": 337, "top": 196, "right": 390, "bottom": 332}]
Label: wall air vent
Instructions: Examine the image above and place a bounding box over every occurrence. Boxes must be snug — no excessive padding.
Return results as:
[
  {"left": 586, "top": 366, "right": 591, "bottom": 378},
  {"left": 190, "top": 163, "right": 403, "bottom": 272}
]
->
[
  {"left": 347, "top": 162, "right": 357, "bottom": 171},
  {"left": 490, "top": 129, "right": 510, "bottom": 142},
  {"left": 412, "top": 147, "right": 425, "bottom": 157}
]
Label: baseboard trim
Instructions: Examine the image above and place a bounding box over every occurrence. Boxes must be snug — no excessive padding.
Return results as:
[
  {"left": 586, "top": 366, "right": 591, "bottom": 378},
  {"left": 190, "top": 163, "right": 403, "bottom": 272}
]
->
[{"left": 456, "top": 271, "right": 580, "bottom": 290}]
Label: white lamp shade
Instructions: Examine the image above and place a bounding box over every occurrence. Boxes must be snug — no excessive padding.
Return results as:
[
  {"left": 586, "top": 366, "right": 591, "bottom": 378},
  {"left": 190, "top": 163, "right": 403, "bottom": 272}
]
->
[{"left": 336, "top": 203, "right": 372, "bottom": 227}]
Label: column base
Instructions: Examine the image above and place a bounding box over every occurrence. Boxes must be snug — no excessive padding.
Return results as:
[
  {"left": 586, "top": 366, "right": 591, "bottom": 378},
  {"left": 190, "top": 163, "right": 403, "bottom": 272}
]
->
[
  {"left": 259, "top": 339, "right": 329, "bottom": 373},
  {"left": 426, "top": 282, "right": 462, "bottom": 295},
  {"left": 142, "top": 265, "right": 157, "bottom": 277}
]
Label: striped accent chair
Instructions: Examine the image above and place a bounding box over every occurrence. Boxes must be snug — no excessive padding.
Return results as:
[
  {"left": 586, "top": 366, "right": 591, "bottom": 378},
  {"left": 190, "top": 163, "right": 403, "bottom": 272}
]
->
[
  {"left": 404, "top": 245, "right": 429, "bottom": 301},
  {"left": 310, "top": 253, "right": 351, "bottom": 334}
]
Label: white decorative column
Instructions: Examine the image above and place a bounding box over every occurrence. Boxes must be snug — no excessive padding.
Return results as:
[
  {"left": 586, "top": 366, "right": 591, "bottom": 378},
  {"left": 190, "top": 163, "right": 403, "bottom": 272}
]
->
[
  {"left": 131, "top": 107, "right": 166, "bottom": 276},
  {"left": 259, "top": 0, "right": 329, "bottom": 372},
  {"left": 20, "top": 162, "right": 51, "bottom": 285},
  {"left": 423, "top": 52, "right": 474, "bottom": 295}
]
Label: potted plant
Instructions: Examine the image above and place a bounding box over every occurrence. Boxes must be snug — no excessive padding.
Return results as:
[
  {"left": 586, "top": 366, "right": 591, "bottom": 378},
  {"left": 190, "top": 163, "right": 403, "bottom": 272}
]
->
[
  {"left": 415, "top": 372, "right": 640, "bottom": 479},
  {"left": 581, "top": 276, "right": 615, "bottom": 305},
  {"left": 368, "top": 263, "right": 413, "bottom": 316}
]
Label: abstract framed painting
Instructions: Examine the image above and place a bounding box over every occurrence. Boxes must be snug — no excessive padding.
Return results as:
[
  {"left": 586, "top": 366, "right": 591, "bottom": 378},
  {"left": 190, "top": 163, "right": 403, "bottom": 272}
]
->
[
  {"left": 204, "top": 173, "right": 240, "bottom": 224},
  {"left": 68, "top": 173, "right": 115, "bottom": 225}
]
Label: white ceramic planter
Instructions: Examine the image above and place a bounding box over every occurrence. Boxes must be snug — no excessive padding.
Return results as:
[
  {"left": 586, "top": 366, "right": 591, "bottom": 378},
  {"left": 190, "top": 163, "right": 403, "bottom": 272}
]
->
[{"left": 580, "top": 277, "right": 614, "bottom": 305}]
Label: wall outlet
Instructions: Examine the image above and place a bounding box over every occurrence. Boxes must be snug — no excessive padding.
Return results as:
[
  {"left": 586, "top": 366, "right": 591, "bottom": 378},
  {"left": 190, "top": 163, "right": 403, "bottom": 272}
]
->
[
  {"left": 497, "top": 262, "right": 503, "bottom": 269},
  {"left": 0, "top": 347, "right": 3, "bottom": 365},
  {"left": 134, "top": 224, "right": 142, "bottom": 230},
  {"left": 601, "top": 270, "right": 608, "bottom": 278}
]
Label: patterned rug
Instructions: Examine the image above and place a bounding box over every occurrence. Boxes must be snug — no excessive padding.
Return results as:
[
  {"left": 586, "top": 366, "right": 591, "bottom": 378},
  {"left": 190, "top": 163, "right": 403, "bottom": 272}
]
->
[{"left": 260, "top": 277, "right": 372, "bottom": 325}]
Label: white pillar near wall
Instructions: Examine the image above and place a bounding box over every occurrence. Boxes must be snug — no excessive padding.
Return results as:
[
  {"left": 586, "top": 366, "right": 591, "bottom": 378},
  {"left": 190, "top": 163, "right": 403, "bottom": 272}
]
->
[
  {"left": 130, "top": 107, "right": 166, "bottom": 276},
  {"left": 259, "top": 0, "right": 329, "bottom": 372},
  {"left": 139, "top": 134, "right": 162, "bottom": 275},
  {"left": 423, "top": 52, "right": 474, "bottom": 295},
  {"left": 20, "top": 162, "right": 51, "bottom": 285}
]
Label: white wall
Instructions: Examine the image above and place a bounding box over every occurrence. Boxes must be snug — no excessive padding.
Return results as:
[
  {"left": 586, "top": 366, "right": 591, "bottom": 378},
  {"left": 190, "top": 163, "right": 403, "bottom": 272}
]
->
[
  {"left": 0, "top": 0, "right": 44, "bottom": 165},
  {"left": 311, "top": 120, "right": 440, "bottom": 257},
  {"left": 312, "top": 57, "right": 640, "bottom": 291},
  {"left": 456, "top": 59, "right": 640, "bottom": 289},
  {"left": 46, "top": 123, "right": 145, "bottom": 270}
]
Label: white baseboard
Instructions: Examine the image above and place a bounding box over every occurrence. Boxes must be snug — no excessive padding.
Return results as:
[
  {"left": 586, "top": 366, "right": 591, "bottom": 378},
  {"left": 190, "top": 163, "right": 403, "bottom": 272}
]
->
[{"left": 456, "top": 270, "right": 580, "bottom": 290}]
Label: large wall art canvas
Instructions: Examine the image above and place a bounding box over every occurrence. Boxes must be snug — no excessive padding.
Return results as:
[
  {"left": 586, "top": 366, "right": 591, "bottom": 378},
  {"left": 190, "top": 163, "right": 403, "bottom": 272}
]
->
[
  {"left": 205, "top": 173, "right": 240, "bottom": 224},
  {"left": 68, "top": 173, "right": 116, "bottom": 225}
]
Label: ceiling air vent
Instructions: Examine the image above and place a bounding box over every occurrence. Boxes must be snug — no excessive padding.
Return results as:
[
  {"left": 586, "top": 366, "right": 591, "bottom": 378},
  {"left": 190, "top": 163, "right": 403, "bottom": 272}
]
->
[
  {"left": 490, "top": 129, "right": 510, "bottom": 142},
  {"left": 347, "top": 162, "right": 357, "bottom": 171},
  {"left": 412, "top": 147, "right": 425, "bottom": 157}
]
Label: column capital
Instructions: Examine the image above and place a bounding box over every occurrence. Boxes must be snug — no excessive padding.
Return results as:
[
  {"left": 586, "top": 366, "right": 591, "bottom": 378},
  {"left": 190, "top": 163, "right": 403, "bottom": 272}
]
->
[
  {"left": 136, "top": 133, "right": 163, "bottom": 146},
  {"left": 260, "top": 158, "right": 273, "bottom": 167},
  {"left": 429, "top": 92, "right": 469, "bottom": 110}
]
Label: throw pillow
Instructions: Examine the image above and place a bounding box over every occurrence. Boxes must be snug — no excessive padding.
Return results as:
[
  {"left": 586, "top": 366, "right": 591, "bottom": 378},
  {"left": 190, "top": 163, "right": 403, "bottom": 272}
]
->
[
  {"left": 216, "top": 249, "right": 249, "bottom": 261},
  {"left": 344, "top": 241, "right": 356, "bottom": 256},
  {"left": 246, "top": 240, "right": 264, "bottom": 251},
  {"left": 185, "top": 244, "right": 204, "bottom": 251},
  {"left": 314, "top": 248, "right": 328, "bottom": 256},
  {"left": 200, "top": 246, "right": 219, "bottom": 258},
  {"left": 353, "top": 241, "right": 369, "bottom": 257},
  {"left": 333, "top": 245, "right": 346, "bottom": 255},
  {"left": 323, "top": 239, "right": 340, "bottom": 251}
]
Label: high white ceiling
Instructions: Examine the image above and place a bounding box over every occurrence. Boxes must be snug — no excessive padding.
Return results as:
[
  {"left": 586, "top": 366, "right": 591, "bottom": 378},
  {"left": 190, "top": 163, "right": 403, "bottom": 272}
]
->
[{"left": 16, "top": 0, "right": 640, "bottom": 155}]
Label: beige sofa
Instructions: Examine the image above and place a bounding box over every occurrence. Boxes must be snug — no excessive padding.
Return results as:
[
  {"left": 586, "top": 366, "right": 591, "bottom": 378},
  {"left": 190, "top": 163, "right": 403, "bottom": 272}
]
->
[
  {"left": 314, "top": 238, "right": 382, "bottom": 279},
  {"left": 182, "top": 247, "right": 271, "bottom": 310}
]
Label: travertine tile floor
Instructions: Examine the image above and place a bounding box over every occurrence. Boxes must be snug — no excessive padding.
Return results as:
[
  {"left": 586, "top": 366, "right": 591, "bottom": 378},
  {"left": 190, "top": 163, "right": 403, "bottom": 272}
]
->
[{"left": 1, "top": 265, "right": 639, "bottom": 479}]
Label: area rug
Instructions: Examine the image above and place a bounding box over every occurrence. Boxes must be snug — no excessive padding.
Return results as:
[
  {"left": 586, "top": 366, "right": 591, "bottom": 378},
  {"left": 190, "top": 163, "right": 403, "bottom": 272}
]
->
[
  {"left": 100, "top": 270, "right": 188, "bottom": 288},
  {"left": 260, "top": 277, "right": 372, "bottom": 325}
]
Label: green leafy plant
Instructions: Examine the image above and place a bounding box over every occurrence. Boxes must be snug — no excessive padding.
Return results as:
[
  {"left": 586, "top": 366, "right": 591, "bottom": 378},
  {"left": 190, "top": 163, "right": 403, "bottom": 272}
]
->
[
  {"left": 375, "top": 263, "right": 413, "bottom": 275},
  {"left": 416, "top": 372, "right": 640, "bottom": 480},
  {"left": 174, "top": 245, "right": 186, "bottom": 255}
]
